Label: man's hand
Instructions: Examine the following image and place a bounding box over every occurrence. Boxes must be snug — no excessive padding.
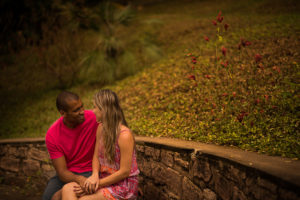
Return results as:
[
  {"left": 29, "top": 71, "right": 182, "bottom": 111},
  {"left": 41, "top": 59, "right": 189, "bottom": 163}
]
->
[
  {"left": 76, "top": 175, "right": 87, "bottom": 189},
  {"left": 73, "top": 185, "right": 86, "bottom": 198},
  {"left": 84, "top": 174, "right": 99, "bottom": 194}
]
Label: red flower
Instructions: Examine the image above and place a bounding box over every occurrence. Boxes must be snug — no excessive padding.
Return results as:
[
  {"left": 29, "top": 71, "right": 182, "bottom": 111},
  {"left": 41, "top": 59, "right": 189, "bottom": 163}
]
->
[
  {"left": 255, "top": 98, "right": 260, "bottom": 104},
  {"left": 272, "top": 66, "right": 281, "bottom": 73},
  {"left": 204, "top": 36, "right": 209, "bottom": 41},
  {"left": 240, "top": 38, "right": 251, "bottom": 47},
  {"left": 217, "top": 16, "right": 223, "bottom": 23},
  {"left": 224, "top": 23, "right": 229, "bottom": 31},
  {"left": 222, "top": 93, "right": 228, "bottom": 97},
  {"left": 205, "top": 98, "right": 209, "bottom": 103},
  {"left": 237, "top": 111, "right": 248, "bottom": 122},
  {"left": 255, "top": 54, "right": 262, "bottom": 63},
  {"left": 221, "top": 61, "right": 228, "bottom": 67},
  {"left": 212, "top": 103, "right": 216, "bottom": 108},
  {"left": 245, "top": 41, "right": 251, "bottom": 46},
  {"left": 264, "top": 95, "right": 269, "bottom": 101},
  {"left": 205, "top": 75, "right": 212, "bottom": 79},
  {"left": 191, "top": 65, "right": 195, "bottom": 70},
  {"left": 221, "top": 46, "right": 227, "bottom": 56},
  {"left": 232, "top": 92, "right": 236, "bottom": 97},
  {"left": 191, "top": 57, "right": 197, "bottom": 64},
  {"left": 216, "top": 11, "right": 223, "bottom": 23},
  {"left": 188, "top": 75, "right": 196, "bottom": 80},
  {"left": 212, "top": 20, "right": 217, "bottom": 26}
]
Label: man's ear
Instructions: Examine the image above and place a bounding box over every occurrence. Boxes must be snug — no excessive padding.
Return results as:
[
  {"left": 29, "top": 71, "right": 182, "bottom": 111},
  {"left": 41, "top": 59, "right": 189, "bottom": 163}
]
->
[{"left": 59, "top": 110, "right": 66, "bottom": 116}]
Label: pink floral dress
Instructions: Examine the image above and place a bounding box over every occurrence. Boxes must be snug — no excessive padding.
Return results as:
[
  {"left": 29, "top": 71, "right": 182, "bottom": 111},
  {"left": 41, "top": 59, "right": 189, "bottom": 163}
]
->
[{"left": 98, "top": 127, "right": 139, "bottom": 200}]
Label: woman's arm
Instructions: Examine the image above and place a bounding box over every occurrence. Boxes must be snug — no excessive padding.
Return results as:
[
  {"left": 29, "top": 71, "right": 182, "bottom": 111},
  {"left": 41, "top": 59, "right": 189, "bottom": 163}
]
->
[
  {"left": 84, "top": 125, "right": 101, "bottom": 194},
  {"left": 98, "top": 129, "right": 134, "bottom": 187}
]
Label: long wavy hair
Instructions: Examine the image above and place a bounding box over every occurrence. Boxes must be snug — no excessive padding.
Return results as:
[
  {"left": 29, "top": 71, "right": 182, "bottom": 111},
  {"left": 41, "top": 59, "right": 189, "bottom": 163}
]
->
[{"left": 94, "top": 89, "right": 128, "bottom": 164}]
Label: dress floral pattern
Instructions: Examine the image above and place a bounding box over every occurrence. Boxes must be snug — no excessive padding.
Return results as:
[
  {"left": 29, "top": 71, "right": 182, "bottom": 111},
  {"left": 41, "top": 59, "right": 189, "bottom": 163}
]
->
[{"left": 98, "top": 127, "right": 139, "bottom": 200}]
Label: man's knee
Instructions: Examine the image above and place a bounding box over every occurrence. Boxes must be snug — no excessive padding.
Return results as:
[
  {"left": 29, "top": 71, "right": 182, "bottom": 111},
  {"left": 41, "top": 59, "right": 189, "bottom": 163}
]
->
[
  {"left": 42, "top": 176, "right": 64, "bottom": 200},
  {"left": 51, "top": 190, "right": 62, "bottom": 200}
]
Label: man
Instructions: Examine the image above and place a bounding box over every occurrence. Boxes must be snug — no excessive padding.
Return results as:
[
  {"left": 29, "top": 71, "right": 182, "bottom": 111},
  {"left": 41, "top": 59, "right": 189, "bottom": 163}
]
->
[{"left": 43, "top": 91, "right": 98, "bottom": 200}]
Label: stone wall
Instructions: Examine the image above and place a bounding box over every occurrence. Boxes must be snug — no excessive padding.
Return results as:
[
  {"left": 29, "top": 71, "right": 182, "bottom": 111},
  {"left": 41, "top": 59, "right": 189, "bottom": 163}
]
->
[
  {"left": 0, "top": 137, "right": 299, "bottom": 200},
  {"left": 0, "top": 138, "right": 55, "bottom": 190},
  {"left": 136, "top": 137, "right": 300, "bottom": 200}
]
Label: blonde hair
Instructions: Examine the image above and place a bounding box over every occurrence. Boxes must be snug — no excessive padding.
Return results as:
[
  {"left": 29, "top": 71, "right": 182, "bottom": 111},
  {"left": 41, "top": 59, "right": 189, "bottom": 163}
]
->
[{"left": 94, "top": 89, "right": 128, "bottom": 164}]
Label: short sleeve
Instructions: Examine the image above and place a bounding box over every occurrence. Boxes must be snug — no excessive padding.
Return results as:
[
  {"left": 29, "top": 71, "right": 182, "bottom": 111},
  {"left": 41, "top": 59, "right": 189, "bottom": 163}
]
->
[{"left": 46, "top": 134, "right": 63, "bottom": 159}]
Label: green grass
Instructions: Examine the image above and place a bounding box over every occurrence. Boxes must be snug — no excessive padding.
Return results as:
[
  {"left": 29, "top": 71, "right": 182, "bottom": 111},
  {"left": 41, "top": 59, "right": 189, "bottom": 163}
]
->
[{"left": 0, "top": 0, "right": 299, "bottom": 158}]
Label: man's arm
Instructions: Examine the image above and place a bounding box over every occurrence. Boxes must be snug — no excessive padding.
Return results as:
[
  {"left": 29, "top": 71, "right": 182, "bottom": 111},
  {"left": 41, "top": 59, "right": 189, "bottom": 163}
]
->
[{"left": 52, "top": 156, "right": 87, "bottom": 188}]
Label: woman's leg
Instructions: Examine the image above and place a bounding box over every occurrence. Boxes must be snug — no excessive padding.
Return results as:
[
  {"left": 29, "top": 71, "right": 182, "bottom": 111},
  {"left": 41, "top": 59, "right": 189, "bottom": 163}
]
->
[
  {"left": 61, "top": 182, "right": 79, "bottom": 200},
  {"left": 78, "top": 189, "right": 107, "bottom": 200}
]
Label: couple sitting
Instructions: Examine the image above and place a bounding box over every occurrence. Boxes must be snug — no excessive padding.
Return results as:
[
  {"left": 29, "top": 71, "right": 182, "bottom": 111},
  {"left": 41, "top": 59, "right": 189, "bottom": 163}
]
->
[{"left": 43, "top": 89, "right": 139, "bottom": 200}]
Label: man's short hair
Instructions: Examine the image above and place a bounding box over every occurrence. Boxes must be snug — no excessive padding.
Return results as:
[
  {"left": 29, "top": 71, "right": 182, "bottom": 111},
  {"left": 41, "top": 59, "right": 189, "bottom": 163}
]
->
[{"left": 56, "top": 91, "right": 79, "bottom": 112}]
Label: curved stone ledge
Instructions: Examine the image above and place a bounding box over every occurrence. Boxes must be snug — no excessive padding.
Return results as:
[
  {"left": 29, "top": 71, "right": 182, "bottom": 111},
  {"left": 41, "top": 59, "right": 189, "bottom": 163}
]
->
[
  {"left": 135, "top": 136, "right": 300, "bottom": 188},
  {"left": 0, "top": 136, "right": 299, "bottom": 200}
]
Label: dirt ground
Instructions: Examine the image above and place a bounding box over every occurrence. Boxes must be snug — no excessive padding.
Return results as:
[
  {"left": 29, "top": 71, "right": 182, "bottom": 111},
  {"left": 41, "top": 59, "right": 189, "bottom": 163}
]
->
[{"left": 0, "top": 184, "right": 42, "bottom": 200}]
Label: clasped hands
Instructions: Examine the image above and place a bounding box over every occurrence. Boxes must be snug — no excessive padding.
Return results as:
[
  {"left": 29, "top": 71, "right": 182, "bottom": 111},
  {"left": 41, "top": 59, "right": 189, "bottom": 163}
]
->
[{"left": 74, "top": 175, "right": 99, "bottom": 197}]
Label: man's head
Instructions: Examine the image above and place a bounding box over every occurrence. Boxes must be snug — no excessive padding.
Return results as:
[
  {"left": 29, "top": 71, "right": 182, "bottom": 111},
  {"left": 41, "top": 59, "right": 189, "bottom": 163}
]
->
[{"left": 56, "top": 91, "right": 85, "bottom": 128}]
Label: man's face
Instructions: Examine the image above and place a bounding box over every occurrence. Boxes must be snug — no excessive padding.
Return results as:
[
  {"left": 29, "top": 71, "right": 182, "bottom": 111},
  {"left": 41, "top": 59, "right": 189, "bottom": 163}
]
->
[{"left": 62, "top": 99, "right": 85, "bottom": 126}]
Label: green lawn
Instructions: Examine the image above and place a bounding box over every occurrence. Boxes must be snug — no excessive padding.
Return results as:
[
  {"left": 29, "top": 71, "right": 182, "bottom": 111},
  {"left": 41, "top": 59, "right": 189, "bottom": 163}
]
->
[{"left": 0, "top": 0, "right": 299, "bottom": 158}]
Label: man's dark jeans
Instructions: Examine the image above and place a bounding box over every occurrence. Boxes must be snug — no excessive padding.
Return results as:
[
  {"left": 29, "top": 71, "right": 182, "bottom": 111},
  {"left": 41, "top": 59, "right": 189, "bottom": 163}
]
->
[{"left": 42, "top": 171, "right": 92, "bottom": 200}]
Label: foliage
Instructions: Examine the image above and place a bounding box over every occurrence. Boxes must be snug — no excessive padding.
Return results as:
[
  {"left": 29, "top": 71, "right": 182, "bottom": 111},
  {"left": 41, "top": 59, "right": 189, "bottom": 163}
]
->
[
  {"left": 109, "top": 5, "right": 299, "bottom": 158},
  {"left": 0, "top": 0, "right": 299, "bottom": 159}
]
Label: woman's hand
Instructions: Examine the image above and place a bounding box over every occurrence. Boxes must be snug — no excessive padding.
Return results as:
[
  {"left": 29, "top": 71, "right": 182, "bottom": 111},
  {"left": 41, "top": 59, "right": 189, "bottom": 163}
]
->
[
  {"left": 73, "top": 185, "right": 86, "bottom": 197},
  {"left": 84, "top": 174, "right": 99, "bottom": 194}
]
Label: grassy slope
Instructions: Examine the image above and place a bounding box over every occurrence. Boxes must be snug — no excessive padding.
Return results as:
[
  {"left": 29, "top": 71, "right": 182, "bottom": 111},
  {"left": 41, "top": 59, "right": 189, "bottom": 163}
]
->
[{"left": 0, "top": 0, "right": 299, "bottom": 158}]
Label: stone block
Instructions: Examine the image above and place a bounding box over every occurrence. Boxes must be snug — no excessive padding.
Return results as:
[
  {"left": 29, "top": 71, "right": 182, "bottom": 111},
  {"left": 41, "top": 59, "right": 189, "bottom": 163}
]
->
[
  {"left": 151, "top": 162, "right": 182, "bottom": 196},
  {"left": 166, "top": 191, "right": 179, "bottom": 200},
  {"left": 203, "top": 188, "right": 217, "bottom": 200},
  {"left": 145, "top": 146, "right": 160, "bottom": 161},
  {"left": 136, "top": 154, "right": 144, "bottom": 169},
  {"left": 227, "top": 165, "right": 246, "bottom": 187},
  {"left": 278, "top": 188, "right": 300, "bottom": 200},
  {"left": 218, "top": 160, "right": 224, "bottom": 170},
  {"left": 250, "top": 184, "right": 277, "bottom": 200},
  {"left": 182, "top": 176, "right": 203, "bottom": 200},
  {"left": 41, "top": 164, "right": 56, "bottom": 179},
  {"left": 28, "top": 147, "right": 49, "bottom": 162},
  {"left": 0, "top": 157, "right": 20, "bottom": 172},
  {"left": 37, "top": 144, "right": 47, "bottom": 151},
  {"left": 22, "top": 159, "right": 41, "bottom": 176},
  {"left": 257, "top": 177, "right": 277, "bottom": 193},
  {"left": 212, "top": 166, "right": 233, "bottom": 200},
  {"left": 17, "top": 147, "right": 28, "bottom": 158},
  {"left": 0, "top": 145, "right": 7, "bottom": 156},
  {"left": 161, "top": 149, "right": 174, "bottom": 167},
  {"left": 232, "top": 186, "right": 247, "bottom": 200},
  {"left": 141, "top": 159, "right": 152, "bottom": 177},
  {"left": 136, "top": 144, "right": 145, "bottom": 153},
  {"left": 144, "top": 182, "right": 161, "bottom": 200},
  {"left": 191, "top": 157, "right": 211, "bottom": 182},
  {"left": 164, "top": 168, "right": 182, "bottom": 196},
  {"left": 174, "top": 152, "right": 189, "bottom": 170},
  {"left": 7, "top": 146, "right": 18, "bottom": 158}
]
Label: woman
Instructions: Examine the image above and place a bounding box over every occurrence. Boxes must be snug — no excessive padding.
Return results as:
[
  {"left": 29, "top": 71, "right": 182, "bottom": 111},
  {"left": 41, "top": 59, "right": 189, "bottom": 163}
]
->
[{"left": 62, "top": 89, "right": 139, "bottom": 200}]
